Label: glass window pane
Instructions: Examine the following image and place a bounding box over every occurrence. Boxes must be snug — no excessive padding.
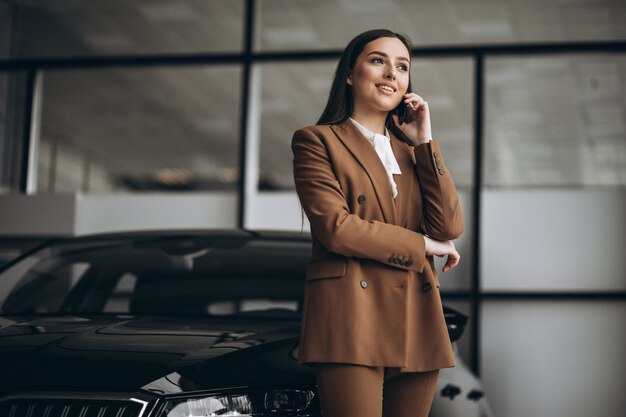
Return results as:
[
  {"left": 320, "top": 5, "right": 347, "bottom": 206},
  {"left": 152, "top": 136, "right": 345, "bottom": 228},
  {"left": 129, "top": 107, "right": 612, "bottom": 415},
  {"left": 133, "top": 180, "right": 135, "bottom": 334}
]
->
[
  {"left": 485, "top": 53, "right": 626, "bottom": 187},
  {"left": 481, "top": 301, "right": 626, "bottom": 417},
  {"left": 11, "top": 0, "right": 243, "bottom": 58},
  {"left": 38, "top": 66, "right": 242, "bottom": 193},
  {"left": 0, "top": 1, "right": 12, "bottom": 59},
  {"left": 0, "top": 71, "right": 12, "bottom": 193},
  {"left": 411, "top": 58, "right": 474, "bottom": 188},
  {"left": 256, "top": 0, "right": 626, "bottom": 52},
  {"left": 0, "top": 70, "right": 28, "bottom": 194},
  {"left": 257, "top": 59, "right": 336, "bottom": 191}
]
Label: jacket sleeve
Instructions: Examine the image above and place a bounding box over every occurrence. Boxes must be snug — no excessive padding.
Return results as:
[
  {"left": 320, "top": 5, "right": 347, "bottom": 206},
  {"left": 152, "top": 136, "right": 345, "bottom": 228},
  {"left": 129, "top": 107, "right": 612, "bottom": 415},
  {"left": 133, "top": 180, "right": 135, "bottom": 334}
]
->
[
  {"left": 292, "top": 127, "right": 427, "bottom": 273},
  {"left": 413, "top": 140, "right": 464, "bottom": 241}
]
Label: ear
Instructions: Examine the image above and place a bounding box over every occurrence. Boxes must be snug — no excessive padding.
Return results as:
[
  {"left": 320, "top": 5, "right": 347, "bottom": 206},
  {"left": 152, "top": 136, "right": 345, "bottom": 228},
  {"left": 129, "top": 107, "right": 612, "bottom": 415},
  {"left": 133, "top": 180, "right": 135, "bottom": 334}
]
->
[{"left": 347, "top": 73, "right": 352, "bottom": 86}]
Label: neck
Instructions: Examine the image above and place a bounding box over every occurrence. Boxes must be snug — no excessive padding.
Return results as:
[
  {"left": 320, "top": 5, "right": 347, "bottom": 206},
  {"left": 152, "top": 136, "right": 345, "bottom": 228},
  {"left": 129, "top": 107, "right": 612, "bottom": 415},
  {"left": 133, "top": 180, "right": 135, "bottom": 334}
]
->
[{"left": 350, "top": 106, "right": 388, "bottom": 136}]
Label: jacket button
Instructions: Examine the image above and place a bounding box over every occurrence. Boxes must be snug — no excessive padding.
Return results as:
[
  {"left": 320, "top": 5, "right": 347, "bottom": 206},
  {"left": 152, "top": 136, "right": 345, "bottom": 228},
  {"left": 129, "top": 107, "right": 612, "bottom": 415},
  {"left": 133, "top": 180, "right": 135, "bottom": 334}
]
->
[
  {"left": 405, "top": 260, "right": 412, "bottom": 267},
  {"left": 399, "top": 259, "right": 406, "bottom": 266},
  {"left": 393, "top": 257, "right": 401, "bottom": 264},
  {"left": 422, "top": 282, "right": 432, "bottom": 292},
  {"left": 357, "top": 195, "right": 366, "bottom": 204},
  {"left": 360, "top": 280, "right": 368, "bottom": 288},
  {"left": 388, "top": 256, "right": 395, "bottom": 263},
  {"left": 438, "top": 169, "right": 445, "bottom": 175}
]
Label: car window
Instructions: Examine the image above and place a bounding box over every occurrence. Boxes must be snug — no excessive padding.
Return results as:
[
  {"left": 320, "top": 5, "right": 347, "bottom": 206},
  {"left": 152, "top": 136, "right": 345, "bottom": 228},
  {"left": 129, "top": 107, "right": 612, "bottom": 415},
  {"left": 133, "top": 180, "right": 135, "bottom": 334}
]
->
[
  {"left": 16, "top": 262, "right": 90, "bottom": 313},
  {"left": 0, "top": 236, "right": 310, "bottom": 319},
  {"left": 102, "top": 272, "right": 138, "bottom": 313}
]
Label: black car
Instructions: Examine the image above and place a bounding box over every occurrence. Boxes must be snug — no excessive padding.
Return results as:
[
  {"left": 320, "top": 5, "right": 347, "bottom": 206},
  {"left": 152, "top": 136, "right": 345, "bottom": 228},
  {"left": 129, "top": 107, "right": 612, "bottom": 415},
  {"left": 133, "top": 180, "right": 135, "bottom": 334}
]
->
[{"left": 0, "top": 229, "right": 491, "bottom": 417}]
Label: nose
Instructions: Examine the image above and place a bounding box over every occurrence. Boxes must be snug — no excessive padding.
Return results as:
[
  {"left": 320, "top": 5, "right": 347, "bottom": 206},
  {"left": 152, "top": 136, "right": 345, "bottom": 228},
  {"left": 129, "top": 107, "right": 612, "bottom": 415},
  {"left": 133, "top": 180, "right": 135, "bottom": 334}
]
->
[
  {"left": 385, "top": 66, "right": 397, "bottom": 80},
  {"left": 385, "top": 65, "right": 396, "bottom": 80}
]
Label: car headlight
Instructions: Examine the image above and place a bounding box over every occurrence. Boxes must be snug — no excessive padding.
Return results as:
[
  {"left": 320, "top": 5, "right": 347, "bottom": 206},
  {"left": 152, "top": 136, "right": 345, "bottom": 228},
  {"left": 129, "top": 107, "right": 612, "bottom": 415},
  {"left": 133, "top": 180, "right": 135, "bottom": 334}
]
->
[{"left": 157, "top": 388, "right": 316, "bottom": 417}]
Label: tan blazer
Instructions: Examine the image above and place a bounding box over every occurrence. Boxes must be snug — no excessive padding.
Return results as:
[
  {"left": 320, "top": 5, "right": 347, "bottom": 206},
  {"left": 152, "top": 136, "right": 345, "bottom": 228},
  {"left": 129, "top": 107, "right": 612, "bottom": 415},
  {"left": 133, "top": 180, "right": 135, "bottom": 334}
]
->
[{"left": 291, "top": 118, "right": 464, "bottom": 371}]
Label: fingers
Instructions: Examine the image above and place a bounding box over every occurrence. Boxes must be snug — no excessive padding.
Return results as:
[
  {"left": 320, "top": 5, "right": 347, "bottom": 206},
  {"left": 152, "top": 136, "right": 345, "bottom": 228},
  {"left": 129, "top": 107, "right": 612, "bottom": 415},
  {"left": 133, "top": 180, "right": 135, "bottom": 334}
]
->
[
  {"left": 403, "top": 93, "right": 428, "bottom": 111},
  {"left": 442, "top": 251, "right": 460, "bottom": 273},
  {"left": 427, "top": 239, "right": 461, "bottom": 272}
]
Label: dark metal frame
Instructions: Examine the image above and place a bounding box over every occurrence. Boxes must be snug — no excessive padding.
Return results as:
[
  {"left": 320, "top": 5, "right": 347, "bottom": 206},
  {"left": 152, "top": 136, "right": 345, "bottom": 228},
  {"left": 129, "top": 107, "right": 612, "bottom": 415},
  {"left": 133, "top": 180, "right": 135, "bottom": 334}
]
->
[{"left": 1, "top": 0, "right": 625, "bottom": 375}]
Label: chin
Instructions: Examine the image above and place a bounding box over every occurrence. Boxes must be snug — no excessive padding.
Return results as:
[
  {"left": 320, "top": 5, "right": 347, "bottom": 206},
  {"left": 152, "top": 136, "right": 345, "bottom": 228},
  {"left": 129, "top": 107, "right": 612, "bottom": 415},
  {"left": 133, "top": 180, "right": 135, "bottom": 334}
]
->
[{"left": 380, "top": 103, "right": 399, "bottom": 113}]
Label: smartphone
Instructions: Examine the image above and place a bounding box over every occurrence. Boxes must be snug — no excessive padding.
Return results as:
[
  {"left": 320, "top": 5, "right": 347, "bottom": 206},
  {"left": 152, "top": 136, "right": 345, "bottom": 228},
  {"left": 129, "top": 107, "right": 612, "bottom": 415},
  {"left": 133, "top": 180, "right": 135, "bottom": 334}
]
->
[{"left": 393, "top": 100, "right": 413, "bottom": 125}]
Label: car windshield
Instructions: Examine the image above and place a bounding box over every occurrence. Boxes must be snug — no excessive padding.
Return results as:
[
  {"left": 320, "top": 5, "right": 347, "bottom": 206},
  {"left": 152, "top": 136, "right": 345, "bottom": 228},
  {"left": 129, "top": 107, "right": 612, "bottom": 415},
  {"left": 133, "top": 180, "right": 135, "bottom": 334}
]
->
[{"left": 0, "top": 235, "right": 311, "bottom": 319}]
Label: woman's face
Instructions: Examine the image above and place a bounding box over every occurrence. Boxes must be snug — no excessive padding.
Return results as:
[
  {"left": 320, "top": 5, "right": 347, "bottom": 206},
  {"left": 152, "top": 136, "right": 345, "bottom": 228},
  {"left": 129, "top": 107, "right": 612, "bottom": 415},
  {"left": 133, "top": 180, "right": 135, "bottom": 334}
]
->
[{"left": 347, "top": 37, "right": 411, "bottom": 114}]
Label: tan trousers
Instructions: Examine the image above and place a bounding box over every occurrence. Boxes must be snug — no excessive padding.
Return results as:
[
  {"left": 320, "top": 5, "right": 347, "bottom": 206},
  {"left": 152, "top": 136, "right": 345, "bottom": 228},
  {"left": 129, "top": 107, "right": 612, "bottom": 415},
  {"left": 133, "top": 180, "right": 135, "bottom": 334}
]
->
[{"left": 314, "top": 363, "right": 439, "bottom": 417}]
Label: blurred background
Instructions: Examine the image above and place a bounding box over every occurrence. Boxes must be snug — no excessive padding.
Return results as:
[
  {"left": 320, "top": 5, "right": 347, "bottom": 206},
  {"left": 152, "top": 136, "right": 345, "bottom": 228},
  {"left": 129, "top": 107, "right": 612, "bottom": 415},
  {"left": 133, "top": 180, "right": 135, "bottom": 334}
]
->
[{"left": 0, "top": 1, "right": 625, "bottom": 416}]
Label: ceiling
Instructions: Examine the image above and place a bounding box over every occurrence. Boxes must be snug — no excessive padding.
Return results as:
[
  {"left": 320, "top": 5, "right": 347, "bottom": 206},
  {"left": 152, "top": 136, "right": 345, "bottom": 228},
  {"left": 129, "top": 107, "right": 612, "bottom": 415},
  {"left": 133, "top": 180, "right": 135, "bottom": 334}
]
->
[{"left": 3, "top": 0, "right": 625, "bottom": 56}]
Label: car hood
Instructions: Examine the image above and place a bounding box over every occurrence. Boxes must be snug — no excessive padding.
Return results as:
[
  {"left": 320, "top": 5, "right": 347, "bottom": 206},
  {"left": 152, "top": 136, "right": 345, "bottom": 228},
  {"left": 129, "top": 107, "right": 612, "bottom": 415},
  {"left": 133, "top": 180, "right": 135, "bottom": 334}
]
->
[{"left": 0, "top": 315, "right": 309, "bottom": 394}]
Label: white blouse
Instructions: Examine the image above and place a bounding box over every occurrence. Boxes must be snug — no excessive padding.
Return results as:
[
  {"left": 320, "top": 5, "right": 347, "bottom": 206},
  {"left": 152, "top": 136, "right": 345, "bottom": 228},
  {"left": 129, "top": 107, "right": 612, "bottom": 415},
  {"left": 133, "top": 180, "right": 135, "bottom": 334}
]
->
[{"left": 349, "top": 117, "right": 402, "bottom": 198}]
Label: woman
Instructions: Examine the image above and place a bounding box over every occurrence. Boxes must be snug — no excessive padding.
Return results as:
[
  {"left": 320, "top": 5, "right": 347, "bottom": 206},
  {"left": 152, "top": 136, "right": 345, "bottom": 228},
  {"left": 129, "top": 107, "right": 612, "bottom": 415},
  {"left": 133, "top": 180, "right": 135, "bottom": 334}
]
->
[{"left": 291, "top": 29, "right": 464, "bottom": 417}]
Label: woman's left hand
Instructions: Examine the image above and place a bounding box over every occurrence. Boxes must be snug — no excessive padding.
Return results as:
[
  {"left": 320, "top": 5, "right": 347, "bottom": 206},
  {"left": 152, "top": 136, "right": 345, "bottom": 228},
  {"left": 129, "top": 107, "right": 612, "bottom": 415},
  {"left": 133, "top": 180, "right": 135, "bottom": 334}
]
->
[{"left": 391, "top": 92, "right": 432, "bottom": 146}]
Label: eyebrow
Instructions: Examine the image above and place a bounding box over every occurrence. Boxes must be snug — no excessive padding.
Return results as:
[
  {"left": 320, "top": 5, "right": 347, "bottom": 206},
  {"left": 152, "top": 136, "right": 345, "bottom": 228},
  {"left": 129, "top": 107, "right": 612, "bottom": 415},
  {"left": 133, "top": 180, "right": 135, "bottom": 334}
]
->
[{"left": 366, "top": 51, "right": 410, "bottom": 64}]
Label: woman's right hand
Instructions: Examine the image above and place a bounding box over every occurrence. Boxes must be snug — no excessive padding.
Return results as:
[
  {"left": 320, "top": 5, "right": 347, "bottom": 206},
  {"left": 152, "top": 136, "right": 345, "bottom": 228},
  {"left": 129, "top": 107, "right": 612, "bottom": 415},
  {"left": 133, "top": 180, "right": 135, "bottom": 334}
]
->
[{"left": 423, "top": 236, "right": 460, "bottom": 273}]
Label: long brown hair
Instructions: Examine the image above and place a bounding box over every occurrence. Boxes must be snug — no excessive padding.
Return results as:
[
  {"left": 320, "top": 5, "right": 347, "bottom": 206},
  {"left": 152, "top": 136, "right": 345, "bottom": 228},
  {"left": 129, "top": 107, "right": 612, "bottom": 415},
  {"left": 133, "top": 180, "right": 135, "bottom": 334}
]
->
[{"left": 316, "top": 28, "right": 414, "bottom": 143}]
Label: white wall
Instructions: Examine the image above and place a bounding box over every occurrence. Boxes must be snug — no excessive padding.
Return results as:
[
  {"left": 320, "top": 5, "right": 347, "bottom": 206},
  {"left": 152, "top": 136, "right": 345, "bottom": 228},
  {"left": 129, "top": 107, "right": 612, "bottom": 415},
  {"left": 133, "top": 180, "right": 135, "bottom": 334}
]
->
[
  {"left": 244, "top": 191, "right": 306, "bottom": 232},
  {"left": 481, "top": 190, "right": 626, "bottom": 291},
  {"left": 480, "top": 189, "right": 626, "bottom": 417},
  {"left": 482, "top": 301, "right": 626, "bottom": 417},
  {"left": 0, "top": 192, "right": 237, "bottom": 235}
]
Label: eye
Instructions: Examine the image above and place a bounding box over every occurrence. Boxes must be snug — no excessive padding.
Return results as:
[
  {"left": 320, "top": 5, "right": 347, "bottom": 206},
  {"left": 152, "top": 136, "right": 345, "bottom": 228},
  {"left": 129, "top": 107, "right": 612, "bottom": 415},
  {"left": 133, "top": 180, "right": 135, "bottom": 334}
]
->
[{"left": 371, "top": 57, "right": 384, "bottom": 64}]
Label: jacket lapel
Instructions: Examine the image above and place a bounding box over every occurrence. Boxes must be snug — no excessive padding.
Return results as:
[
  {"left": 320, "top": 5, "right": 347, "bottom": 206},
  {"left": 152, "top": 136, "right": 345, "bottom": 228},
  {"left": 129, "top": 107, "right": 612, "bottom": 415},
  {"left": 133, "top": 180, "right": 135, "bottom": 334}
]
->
[
  {"left": 389, "top": 130, "right": 416, "bottom": 228},
  {"left": 330, "top": 119, "right": 398, "bottom": 225}
]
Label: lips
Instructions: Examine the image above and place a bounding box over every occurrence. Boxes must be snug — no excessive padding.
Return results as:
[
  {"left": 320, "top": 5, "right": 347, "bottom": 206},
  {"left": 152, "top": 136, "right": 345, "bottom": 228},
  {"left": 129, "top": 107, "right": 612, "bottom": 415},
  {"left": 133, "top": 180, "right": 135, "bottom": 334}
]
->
[{"left": 375, "top": 83, "right": 396, "bottom": 94}]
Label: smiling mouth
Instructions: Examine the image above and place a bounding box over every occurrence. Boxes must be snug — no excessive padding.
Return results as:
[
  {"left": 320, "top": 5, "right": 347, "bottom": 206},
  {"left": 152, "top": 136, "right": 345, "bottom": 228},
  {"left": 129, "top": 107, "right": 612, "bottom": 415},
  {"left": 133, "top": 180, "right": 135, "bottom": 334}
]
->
[{"left": 376, "top": 84, "right": 396, "bottom": 94}]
